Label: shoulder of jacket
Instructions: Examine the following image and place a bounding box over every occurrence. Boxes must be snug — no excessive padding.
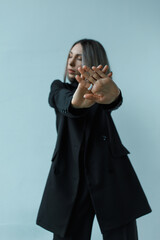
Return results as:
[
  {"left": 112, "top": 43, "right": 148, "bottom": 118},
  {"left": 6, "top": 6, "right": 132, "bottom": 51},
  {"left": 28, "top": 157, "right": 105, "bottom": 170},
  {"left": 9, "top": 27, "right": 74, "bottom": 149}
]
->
[
  {"left": 50, "top": 79, "right": 70, "bottom": 89},
  {"left": 50, "top": 79, "right": 63, "bottom": 87}
]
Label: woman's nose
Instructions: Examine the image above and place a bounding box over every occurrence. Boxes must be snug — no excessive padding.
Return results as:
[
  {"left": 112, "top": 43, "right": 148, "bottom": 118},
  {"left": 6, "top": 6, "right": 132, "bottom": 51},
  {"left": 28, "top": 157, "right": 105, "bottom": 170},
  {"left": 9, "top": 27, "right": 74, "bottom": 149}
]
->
[{"left": 69, "top": 57, "right": 75, "bottom": 66}]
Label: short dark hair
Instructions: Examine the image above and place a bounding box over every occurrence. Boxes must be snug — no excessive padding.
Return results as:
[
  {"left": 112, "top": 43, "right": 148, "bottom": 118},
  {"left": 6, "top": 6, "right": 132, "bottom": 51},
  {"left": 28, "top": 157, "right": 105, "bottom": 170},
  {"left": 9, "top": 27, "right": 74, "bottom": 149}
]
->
[{"left": 64, "top": 38, "right": 111, "bottom": 82}]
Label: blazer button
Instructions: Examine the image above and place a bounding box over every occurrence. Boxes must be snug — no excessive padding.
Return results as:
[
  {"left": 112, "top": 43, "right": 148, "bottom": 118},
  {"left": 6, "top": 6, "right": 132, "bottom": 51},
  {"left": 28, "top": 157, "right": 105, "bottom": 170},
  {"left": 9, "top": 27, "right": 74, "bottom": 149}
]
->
[{"left": 102, "top": 135, "right": 107, "bottom": 141}]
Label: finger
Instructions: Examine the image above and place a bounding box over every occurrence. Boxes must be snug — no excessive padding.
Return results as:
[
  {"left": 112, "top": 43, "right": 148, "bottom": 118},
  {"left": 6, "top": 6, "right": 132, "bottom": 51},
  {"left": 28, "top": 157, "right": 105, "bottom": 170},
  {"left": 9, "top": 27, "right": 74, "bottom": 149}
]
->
[
  {"left": 102, "top": 65, "right": 109, "bottom": 74},
  {"left": 76, "top": 75, "right": 92, "bottom": 90},
  {"left": 78, "top": 66, "right": 90, "bottom": 79},
  {"left": 76, "top": 74, "right": 95, "bottom": 91},
  {"left": 92, "top": 65, "right": 103, "bottom": 73},
  {"left": 75, "top": 74, "right": 83, "bottom": 83},
  {"left": 92, "top": 72, "right": 100, "bottom": 80},
  {"left": 107, "top": 72, "right": 113, "bottom": 77},
  {"left": 83, "top": 65, "right": 99, "bottom": 80},
  {"left": 87, "top": 76, "right": 96, "bottom": 84},
  {"left": 97, "top": 65, "right": 103, "bottom": 70},
  {"left": 78, "top": 66, "right": 96, "bottom": 84},
  {"left": 92, "top": 65, "right": 102, "bottom": 71},
  {"left": 83, "top": 65, "right": 95, "bottom": 76},
  {"left": 78, "top": 66, "right": 86, "bottom": 75},
  {"left": 95, "top": 65, "right": 109, "bottom": 76},
  {"left": 92, "top": 66, "right": 106, "bottom": 78},
  {"left": 91, "top": 65, "right": 104, "bottom": 79},
  {"left": 80, "top": 74, "right": 85, "bottom": 80}
]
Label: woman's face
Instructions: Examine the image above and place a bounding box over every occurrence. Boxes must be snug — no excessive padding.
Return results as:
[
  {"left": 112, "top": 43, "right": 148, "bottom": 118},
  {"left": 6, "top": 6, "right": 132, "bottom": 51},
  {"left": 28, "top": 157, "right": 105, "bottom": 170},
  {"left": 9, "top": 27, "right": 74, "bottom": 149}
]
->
[{"left": 67, "top": 43, "right": 83, "bottom": 81}]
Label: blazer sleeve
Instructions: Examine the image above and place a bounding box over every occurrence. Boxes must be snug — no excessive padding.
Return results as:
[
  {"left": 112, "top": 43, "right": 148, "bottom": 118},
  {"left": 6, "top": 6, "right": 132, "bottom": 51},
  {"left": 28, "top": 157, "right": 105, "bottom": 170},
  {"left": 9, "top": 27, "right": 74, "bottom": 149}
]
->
[
  {"left": 100, "top": 90, "right": 123, "bottom": 112},
  {"left": 48, "top": 79, "right": 89, "bottom": 118}
]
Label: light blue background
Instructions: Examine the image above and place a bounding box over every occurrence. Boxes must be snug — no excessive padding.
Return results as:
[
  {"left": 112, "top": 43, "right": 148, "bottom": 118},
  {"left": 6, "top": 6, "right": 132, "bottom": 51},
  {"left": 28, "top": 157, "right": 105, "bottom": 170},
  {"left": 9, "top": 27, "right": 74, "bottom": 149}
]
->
[{"left": 0, "top": 0, "right": 159, "bottom": 239}]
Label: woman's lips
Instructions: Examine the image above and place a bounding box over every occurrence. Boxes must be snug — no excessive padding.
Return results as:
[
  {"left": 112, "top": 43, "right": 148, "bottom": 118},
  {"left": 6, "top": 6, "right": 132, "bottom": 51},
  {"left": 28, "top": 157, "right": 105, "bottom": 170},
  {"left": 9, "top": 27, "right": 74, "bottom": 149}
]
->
[{"left": 68, "top": 69, "right": 75, "bottom": 74}]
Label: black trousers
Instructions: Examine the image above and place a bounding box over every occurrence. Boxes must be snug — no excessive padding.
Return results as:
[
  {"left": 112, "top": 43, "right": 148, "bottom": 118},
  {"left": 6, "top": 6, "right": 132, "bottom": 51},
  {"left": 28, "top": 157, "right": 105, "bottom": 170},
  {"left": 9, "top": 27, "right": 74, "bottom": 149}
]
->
[{"left": 53, "top": 150, "right": 138, "bottom": 240}]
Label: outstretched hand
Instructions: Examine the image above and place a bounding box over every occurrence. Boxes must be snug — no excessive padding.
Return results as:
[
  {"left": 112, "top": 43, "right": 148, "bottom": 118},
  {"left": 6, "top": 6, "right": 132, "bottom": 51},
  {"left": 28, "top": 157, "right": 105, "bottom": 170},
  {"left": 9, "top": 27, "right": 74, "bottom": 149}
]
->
[
  {"left": 76, "top": 65, "right": 120, "bottom": 104},
  {"left": 71, "top": 65, "right": 120, "bottom": 109}
]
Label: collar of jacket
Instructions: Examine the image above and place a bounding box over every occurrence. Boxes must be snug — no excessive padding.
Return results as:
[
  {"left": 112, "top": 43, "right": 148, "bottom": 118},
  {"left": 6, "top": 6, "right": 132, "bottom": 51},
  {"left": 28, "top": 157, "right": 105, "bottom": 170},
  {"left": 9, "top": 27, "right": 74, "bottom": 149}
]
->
[{"left": 70, "top": 80, "right": 78, "bottom": 88}]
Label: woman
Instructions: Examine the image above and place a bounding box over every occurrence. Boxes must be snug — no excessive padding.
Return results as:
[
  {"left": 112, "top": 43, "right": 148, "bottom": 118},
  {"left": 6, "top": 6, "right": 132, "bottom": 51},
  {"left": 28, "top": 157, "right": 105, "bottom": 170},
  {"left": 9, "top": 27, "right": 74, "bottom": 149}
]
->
[{"left": 36, "top": 39, "right": 152, "bottom": 240}]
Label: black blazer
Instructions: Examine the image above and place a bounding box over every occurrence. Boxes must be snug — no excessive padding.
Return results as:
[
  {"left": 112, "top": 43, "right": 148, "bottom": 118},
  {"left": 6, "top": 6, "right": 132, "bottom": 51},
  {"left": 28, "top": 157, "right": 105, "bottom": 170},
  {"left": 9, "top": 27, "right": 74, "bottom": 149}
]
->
[{"left": 36, "top": 80, "right": 152, "bottom": 238}]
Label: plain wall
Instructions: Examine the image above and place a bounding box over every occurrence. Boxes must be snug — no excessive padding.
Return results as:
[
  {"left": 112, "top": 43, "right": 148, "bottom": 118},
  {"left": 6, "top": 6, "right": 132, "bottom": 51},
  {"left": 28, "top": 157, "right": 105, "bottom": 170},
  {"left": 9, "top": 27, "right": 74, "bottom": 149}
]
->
[{"left": 0, "top": 0, "right": 160, "bottom": 239}]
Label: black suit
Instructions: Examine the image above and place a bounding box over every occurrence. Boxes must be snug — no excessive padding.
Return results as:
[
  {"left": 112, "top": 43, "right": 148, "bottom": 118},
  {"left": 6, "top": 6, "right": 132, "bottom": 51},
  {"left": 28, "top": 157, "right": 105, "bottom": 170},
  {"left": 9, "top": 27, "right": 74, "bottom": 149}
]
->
[{"left": 36, "top": 80, "right": 151, "bottom": 238}]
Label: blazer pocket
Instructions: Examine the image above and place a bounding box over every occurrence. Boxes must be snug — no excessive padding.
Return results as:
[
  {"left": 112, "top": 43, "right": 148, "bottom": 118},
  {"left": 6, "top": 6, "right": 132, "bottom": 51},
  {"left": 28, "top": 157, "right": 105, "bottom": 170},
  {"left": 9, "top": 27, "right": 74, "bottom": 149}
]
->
[
  {"left": 109, "top": 143, "right": 130, "bottom": 157},
  {"left": 51, "top": 149, "right": 59, "bottom": 162}
]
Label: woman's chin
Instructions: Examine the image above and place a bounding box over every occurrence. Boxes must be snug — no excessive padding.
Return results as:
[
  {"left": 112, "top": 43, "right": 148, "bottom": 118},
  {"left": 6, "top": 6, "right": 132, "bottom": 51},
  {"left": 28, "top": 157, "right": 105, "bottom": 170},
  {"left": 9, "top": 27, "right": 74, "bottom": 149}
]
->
[{"left": 67, "top": 74, "right": 76, "bottom": 82}]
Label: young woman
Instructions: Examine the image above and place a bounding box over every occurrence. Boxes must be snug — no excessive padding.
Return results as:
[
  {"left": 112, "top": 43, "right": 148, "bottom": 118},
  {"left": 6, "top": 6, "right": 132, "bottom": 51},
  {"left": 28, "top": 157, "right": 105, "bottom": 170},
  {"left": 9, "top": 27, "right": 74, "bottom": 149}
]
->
[{"left": 36, "top": 39, "right": 152, "bottom": 240}]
